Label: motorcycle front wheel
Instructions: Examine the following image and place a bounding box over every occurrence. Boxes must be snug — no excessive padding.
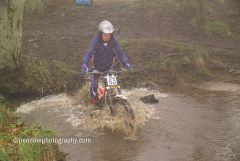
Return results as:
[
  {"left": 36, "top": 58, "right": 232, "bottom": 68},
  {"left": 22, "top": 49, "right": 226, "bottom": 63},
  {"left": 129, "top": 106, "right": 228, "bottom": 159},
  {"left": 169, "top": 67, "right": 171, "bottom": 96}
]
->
[
  {"left": 112, "top": 98, "right": 135, "bottom": 136},
  {"left": 112, "top": 98, "right": 135, "bottom": 120}
]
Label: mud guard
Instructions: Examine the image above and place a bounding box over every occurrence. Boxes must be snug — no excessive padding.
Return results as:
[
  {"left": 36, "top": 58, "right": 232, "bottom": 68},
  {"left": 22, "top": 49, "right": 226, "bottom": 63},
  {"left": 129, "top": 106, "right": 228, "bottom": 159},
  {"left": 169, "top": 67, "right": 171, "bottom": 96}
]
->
[{"left": 114, "top": 94, "right": 127, "bottom": 100}]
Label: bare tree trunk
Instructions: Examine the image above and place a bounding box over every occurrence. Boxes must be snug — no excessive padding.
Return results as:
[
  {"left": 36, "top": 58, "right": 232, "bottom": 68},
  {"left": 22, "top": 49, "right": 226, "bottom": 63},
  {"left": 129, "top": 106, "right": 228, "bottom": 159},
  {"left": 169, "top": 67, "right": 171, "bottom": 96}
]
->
[{"left": 0, "top": 0, "right": 23, "bottom": 69}]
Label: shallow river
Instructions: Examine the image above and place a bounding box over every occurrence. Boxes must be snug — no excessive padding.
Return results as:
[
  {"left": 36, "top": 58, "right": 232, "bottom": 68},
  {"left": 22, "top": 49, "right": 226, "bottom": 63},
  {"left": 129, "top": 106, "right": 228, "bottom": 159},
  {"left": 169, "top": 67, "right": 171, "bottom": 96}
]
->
[{"left": 16, "top": 87, "right": 240, "bottom": 161}]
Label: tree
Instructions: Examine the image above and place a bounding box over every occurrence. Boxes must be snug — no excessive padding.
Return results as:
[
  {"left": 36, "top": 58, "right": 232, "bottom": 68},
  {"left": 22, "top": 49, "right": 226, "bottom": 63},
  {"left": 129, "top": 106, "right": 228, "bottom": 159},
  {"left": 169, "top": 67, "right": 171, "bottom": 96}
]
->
[{"left": 0, "top": 0, "right": 24, "bottom": 69}]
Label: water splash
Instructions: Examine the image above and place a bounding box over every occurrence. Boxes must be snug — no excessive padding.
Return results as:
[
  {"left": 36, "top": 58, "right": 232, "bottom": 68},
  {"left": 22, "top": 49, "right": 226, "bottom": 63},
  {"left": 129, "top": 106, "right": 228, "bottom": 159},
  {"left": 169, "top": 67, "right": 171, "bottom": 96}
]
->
[
  {"left": 68, "top": 86, "right": 158, "bottom": 138},
  {"left": 68, "top": 102, "right": 154, "bottom": 139},
  {"left": 15, "top": 93, "right": 74, "bottom": 114},
  {"left": 16, "top": 87, "right": 165, "bottom": 138}
]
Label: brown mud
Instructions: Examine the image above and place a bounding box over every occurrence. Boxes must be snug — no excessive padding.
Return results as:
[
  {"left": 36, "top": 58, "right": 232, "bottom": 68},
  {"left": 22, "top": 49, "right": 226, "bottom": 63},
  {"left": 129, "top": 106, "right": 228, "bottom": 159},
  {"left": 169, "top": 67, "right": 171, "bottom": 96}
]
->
[{"left": 21, "top": 0, "right": 240, "bottom": 92}]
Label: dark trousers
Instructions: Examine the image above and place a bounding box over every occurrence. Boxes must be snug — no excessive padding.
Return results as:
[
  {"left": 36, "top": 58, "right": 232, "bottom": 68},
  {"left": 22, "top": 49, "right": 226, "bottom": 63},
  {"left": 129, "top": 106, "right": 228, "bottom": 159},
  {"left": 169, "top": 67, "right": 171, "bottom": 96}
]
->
[{"left": 90, "top": 74, "right": 100, "bottom": 97}]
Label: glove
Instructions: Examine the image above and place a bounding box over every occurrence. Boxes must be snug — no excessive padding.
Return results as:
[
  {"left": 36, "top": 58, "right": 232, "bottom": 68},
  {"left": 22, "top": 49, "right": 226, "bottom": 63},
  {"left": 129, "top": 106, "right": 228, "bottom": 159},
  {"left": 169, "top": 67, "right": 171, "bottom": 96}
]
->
[
  {"left": 81, "top": 64, "right": 88, "bottom": 73},
  {"left": 123, "top": 63, "right": 133, "bottom": 70}
]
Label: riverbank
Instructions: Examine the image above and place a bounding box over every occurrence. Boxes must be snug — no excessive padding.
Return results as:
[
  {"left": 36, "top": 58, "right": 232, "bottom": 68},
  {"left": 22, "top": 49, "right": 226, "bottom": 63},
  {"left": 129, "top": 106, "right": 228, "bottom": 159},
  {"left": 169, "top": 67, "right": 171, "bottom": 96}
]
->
[{"left": 0, "top": 104, "right": 65, "bottom": 161}]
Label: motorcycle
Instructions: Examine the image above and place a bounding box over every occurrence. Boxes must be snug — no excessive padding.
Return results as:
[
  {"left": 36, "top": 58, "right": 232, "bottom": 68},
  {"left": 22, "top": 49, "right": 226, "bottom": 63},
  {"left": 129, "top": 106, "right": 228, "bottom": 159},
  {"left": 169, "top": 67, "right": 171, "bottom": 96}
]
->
[{"left": 85, "top": 68, "right": 135, "bottom": 122}]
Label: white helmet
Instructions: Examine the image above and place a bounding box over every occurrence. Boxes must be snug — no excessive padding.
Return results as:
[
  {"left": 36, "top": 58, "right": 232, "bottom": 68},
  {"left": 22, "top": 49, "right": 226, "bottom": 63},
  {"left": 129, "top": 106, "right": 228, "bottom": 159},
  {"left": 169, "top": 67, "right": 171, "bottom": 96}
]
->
[{"left": 98, "top": 20, "right": 114, "bottom": 34}]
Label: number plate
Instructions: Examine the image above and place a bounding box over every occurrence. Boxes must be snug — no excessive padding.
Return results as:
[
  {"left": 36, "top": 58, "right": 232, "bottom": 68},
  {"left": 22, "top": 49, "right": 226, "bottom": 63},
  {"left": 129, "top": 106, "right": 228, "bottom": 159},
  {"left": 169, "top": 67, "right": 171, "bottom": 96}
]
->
[{"left": 107, "top": 75, "right": 118, "bottom": 86}]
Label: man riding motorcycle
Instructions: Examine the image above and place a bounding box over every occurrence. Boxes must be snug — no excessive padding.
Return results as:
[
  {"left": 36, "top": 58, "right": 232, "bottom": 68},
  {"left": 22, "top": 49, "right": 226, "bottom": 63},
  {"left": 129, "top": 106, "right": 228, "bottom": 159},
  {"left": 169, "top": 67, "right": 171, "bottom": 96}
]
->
[{"left": 81, "top": 20, "right": 132, "bottom": 105}]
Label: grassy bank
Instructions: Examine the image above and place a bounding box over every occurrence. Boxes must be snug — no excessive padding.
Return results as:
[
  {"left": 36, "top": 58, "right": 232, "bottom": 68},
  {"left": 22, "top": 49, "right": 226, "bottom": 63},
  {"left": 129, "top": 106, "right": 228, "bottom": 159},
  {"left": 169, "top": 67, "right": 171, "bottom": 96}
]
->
[
  {"left": 132, "top": 0, "right": 240, "bottom": 41},
  {"left": 0, "top": 56, "right": 81, "bottom": 97},
  {"left": 119, "top": 39, "right": 212, "bottom": 88},
  {"left": 0, "top": 105, "right": 64, "bottom": 161}
]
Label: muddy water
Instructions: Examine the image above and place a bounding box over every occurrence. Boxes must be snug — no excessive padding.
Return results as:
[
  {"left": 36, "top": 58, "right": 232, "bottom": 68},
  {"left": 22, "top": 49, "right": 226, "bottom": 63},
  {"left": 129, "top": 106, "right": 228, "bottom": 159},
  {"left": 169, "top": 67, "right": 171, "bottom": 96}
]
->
[{"left": 16, "top": 88, "right": 240, "bottom": 161}]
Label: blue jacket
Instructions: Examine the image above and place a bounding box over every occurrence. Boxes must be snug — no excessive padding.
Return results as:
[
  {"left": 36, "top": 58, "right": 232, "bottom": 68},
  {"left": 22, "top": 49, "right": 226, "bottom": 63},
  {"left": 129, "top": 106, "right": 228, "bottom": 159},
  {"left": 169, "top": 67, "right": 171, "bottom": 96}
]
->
[{"left": 82, "top": 34, "right": 128, "bottom": 71}]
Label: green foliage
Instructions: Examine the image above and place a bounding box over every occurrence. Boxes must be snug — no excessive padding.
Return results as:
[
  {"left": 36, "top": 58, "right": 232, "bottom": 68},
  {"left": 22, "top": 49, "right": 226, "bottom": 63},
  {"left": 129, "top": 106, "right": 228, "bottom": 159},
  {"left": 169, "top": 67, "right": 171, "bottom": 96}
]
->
[
  {"left": 167, "top": 0, "right": 208, "bottom": 31},
  {"left": 0, "top": 56, "right": 77, "bottom": 96},
  {"left": 119, "top": 40, "right": 129, "bottom": 49},
  {"left": 0, "top": 145, "right": 10, "bottom": 161},
  {"left": 23, "top": 57, "right": 76, "bottom": 94},
  {"left": 204, "top": 20, "right": 232, "bottom": 38},
  {"left": 163, "top": 0, "right": 239, "bottom": 40},
  {"left": 191, "top": 50, "right": 211, "bottom": 76},
  {"left": 174, "top": 42, "right": 210, "bottom": 76},
  {"left": 0, "top": 106, "right": 57, "bottom": 161},
  {"left": 0, "top": 94, "right": 7, "bottom": 104},
  {"left": 17, "top": 125, "right": 54, "bottom": 161},
  {"left": 121, "top": 38, "right": 212, "bottom": 83},
  {"left": 23, "top": 0, "right": 44, "bottom": 15}
]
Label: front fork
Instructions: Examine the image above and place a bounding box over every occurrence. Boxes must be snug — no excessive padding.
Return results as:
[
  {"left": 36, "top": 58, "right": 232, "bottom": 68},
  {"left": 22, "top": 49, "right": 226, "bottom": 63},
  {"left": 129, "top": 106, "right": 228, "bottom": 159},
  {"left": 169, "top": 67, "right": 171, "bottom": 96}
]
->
[
  {"left": 106, "top": 85, "right": 122, "bottom": 116},
  {"left": 106, "top": 88, "right": 114, "bottom": 115}
]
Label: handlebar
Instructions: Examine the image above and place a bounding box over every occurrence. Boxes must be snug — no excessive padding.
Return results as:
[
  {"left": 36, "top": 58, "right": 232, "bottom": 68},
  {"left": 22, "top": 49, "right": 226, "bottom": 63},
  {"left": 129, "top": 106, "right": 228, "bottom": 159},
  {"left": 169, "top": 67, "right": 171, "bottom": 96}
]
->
[{"left": 85, "top": 68, "right": 130, "bottom": 75}]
